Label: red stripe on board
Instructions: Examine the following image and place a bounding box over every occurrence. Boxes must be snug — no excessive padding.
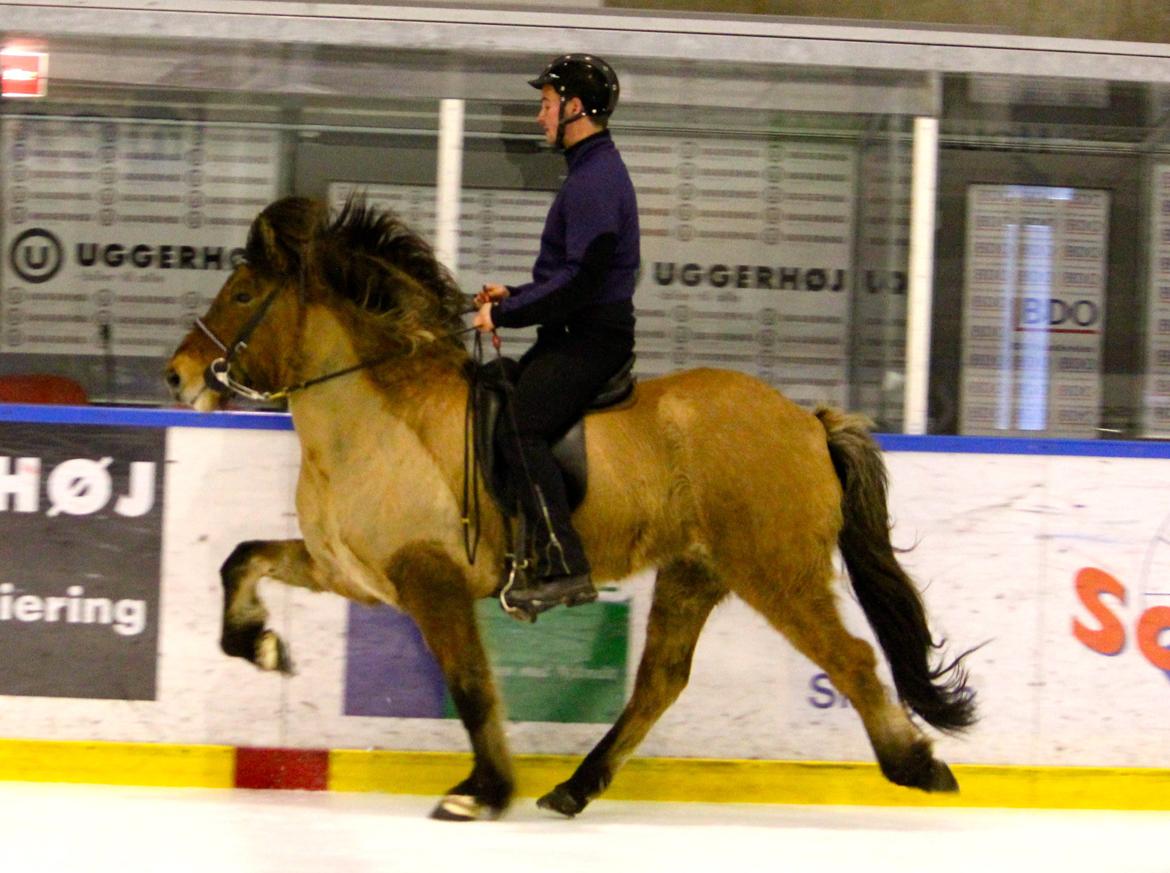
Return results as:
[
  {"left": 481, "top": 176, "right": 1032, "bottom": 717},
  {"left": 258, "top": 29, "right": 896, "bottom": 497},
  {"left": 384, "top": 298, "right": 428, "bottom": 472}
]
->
[{"left": 234, "top": 747, "right": 329, "bottom": 791}]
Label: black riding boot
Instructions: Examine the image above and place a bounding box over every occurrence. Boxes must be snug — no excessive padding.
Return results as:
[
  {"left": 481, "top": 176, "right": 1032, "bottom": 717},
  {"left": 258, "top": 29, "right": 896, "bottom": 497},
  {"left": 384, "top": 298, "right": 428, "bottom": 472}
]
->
[{"left": 500, "top": 433, "right": 596, "bottom": 615}]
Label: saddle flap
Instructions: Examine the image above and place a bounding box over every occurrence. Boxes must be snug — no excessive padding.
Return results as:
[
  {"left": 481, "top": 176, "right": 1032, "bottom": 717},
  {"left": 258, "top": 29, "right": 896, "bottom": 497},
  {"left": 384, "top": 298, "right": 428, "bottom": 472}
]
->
[{"left": 472, "top": 354, "right": 637, "bottom": 514}]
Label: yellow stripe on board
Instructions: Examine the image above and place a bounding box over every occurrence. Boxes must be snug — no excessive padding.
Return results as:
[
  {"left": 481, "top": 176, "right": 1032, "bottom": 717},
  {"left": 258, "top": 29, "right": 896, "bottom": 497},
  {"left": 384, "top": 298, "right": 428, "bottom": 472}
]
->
[
  {"left": 330, "top": 751, "right": 1170, "bottom": 811},
  {"left": 0, "top": 738, "right": 234, "bottom": 788},
  {"left": 2, "top": 739, "right": 1169, "bottom": 810}
]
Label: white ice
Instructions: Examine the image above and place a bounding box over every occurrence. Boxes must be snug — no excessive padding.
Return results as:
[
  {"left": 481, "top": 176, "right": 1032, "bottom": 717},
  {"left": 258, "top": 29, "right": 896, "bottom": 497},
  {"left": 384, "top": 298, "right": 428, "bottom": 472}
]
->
[{"left": 0, "top": 782, "right": 1165, "bottom": 873}]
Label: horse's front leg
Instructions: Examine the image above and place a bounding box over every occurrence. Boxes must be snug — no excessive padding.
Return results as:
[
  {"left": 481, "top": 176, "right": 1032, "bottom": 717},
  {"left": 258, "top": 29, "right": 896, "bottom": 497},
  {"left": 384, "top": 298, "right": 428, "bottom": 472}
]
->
[
  {"left": 220, "top": 538, "right": 325, "bottom": 674},
  {"left": 389, "top": 540, "right": 514, "bottom": 821}
]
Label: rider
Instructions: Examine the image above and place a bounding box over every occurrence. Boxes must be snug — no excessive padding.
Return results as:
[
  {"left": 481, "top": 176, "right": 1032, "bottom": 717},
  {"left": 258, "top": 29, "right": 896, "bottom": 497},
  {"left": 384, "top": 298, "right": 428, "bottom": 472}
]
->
[{"left": 474, "top": 54, "right": 640, "bottom": 615}]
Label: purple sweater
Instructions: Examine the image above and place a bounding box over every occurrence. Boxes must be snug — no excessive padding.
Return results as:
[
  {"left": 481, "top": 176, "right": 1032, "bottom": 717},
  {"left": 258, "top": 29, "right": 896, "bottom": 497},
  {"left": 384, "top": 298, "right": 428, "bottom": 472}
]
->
[{"left": 494, "top": 130, "right": 639, "bottom": 331}]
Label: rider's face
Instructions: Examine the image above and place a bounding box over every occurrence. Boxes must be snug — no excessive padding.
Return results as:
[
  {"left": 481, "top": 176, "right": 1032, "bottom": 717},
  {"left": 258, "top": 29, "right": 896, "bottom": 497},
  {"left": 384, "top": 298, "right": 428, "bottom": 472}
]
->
[
  {"left": 536, "top": 86, "right": 584, "bottom": 145},
  {"left": 537, "top": 85, "right": 560, "bottom": 145}
]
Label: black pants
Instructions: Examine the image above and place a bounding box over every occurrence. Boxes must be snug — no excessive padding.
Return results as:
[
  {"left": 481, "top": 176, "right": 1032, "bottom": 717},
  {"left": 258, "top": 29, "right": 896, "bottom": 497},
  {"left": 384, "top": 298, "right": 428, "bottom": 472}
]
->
[{"left": 496, "top": 322, "right": 633, "bottom": 578}]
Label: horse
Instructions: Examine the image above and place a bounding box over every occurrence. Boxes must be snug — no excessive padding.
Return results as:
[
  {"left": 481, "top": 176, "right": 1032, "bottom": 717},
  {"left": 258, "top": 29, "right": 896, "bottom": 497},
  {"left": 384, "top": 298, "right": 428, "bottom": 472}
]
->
[{"left": 165, "top": 195, "right": 976, "bottom": 821}]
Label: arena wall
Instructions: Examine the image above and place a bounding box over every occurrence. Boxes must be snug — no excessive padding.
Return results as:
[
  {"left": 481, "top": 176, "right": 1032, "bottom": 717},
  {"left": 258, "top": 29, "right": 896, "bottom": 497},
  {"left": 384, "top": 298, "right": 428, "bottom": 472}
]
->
[{"left": 1, "top": 406, "right": 1168, "bottom": 804}]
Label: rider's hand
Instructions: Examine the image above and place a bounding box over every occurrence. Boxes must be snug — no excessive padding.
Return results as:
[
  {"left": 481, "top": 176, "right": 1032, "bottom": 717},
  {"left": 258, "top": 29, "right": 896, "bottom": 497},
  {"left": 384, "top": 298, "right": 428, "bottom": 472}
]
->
[
  {"left": 474, "top": 283, "right": 510, "bottom": 306},
  {"left": 473, "top": 301, "right": 495, "bottom": 333}
]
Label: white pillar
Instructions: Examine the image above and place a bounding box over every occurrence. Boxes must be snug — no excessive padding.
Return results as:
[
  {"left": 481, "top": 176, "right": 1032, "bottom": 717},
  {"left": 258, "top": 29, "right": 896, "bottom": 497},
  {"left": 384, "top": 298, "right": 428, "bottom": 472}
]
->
[
  {"left": 434, "top": 98, "right": 464, "bottom": 276},
  {"left": 903, "top": 116, "right": 939, "bottom": 435}
]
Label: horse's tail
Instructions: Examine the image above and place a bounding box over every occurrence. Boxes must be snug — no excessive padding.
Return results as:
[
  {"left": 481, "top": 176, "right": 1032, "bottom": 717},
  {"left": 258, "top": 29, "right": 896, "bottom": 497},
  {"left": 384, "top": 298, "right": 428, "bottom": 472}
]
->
[{"left": 816, "top": 406, "right": 977, "bottom": 733}]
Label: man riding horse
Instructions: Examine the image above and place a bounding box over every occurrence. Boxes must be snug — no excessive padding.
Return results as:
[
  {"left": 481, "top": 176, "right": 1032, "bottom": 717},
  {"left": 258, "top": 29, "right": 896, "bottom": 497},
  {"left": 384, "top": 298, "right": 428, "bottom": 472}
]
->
[{"left": 474, "top": 54, "right": 640, "bottom": 617}]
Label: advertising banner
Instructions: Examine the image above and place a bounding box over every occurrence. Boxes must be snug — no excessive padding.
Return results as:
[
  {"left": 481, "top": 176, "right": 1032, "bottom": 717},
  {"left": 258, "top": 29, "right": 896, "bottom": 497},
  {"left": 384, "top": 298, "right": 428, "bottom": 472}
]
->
[
  {"left": 1, "top": 117, "right": 279, "bottom": 396},
  {"left": 852, "top": 131, "right": 911, "bottom": 430},
  {"left": 0, "top": 422, "right": 165, "bottom": 700},
  {"left": 1142, "top": 164, "right": 1170, "bottom": 437},
  {"left": 623, "top": 134, "right": 854, "bottom": 409},
  {"left": 960, "top": 184, "right": 1108, "bottom": 437},
  {"left": 0, "top": 419, "right": 1168, "bottom": 768},
  {"left": 344, "top": 599, "right": 629, "bottom": 724}
]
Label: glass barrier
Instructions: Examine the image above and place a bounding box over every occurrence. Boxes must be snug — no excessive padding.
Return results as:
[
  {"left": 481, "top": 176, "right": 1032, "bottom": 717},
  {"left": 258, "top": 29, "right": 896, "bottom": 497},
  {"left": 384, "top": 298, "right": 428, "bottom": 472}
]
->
[
  {"left": 0, "top": 34, "right": 922, "bottom": 420},
  {"left": 935, "top": 73, "right": 1169, "bottom": 439},
  {"left": 3, "top": 27, "right": 1167, "bottom": 439}
]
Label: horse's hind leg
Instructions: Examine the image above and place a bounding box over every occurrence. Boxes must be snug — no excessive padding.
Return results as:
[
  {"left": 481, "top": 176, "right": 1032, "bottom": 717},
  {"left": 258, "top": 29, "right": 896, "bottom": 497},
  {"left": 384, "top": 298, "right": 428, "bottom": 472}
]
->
[
  {"left": 389, "top": 541, "right": 514, "bottom": 821},
  {"left": 220, "top": 538, "right": 326, "bottom": 673},
  {"left": 538, "top": 555, "right": 726, "bottom": 817},
  {"left": 737, "top": 572, "right": 956, "bottom": 793}
]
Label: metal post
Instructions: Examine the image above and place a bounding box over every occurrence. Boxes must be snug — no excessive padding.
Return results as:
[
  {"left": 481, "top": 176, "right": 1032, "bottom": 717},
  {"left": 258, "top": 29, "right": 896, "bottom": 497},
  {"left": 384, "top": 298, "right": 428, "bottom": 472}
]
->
[
  {"left": 435, "top": 98, "right": 464, "bottom": 276},
  {"left": 903, "top": 115, "right": 939, "bottom": 435}
]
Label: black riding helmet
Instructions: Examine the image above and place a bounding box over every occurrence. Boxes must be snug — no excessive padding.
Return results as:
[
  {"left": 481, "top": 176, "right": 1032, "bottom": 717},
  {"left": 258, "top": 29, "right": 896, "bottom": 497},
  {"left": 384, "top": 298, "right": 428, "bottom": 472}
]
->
[{"left": 529, "top": 54, "right": 619, "bottom": 147}]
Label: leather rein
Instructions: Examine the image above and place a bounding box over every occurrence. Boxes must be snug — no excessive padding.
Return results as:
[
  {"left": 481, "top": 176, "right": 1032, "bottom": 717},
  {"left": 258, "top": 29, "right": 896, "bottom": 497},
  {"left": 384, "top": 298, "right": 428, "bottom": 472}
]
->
[
  {"left": 195, "top": 280, "right": 488, "bottom": 564},
  {"left": 197, "top": 284, "right": 479, "bottom": 403}
]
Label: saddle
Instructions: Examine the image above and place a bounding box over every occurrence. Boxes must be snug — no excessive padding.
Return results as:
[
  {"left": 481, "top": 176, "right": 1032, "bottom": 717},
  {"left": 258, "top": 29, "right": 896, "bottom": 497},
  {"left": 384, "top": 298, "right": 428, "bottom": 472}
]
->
[{"left": 473, "top": 355, "right": 636, "bottom": 514}]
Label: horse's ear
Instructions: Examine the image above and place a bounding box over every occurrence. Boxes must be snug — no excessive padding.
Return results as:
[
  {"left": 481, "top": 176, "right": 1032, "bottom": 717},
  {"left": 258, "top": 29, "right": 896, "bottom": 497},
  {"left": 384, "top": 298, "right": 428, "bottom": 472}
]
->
[
  {"left": 254, "top": 214, "right": 295, "bottom": 275},
  {"left": 250, "top": 196, "right": 328, "bottom": 273}
]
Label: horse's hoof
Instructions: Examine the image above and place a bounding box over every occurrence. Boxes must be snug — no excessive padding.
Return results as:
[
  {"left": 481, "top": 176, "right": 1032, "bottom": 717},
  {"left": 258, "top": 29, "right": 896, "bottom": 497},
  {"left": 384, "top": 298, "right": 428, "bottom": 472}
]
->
[
  {"left": 431, "top": 794, "right": 480, "bottom": 821},
  {"left": 256, "top": 630, "right": 293, "bottom": 674},
  {"left": 430, "top": 793, "right": 504, "bottom": 822},
  {"left": 536, "top": 785, "right": 586, "bottom": 818},
  {"left": 928, "top": 760, "right": 959, "bottom": 793}
]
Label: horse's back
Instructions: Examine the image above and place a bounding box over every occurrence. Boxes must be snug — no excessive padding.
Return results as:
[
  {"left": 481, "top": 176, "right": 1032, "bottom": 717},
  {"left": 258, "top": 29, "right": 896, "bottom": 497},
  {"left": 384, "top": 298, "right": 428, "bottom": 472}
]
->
[
  {"left": 585, "top": 367, "right": 842, "bottom": 566},
  {"left": 631, "top": 366, "right": 831, "bottom": 458}
]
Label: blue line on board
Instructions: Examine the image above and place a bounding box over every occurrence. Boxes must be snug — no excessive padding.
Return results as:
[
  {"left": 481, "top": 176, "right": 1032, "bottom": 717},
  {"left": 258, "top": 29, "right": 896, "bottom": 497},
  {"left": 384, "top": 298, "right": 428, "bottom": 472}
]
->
[{"left": 0, "top": 404, "right": 293, "bottom": 431}]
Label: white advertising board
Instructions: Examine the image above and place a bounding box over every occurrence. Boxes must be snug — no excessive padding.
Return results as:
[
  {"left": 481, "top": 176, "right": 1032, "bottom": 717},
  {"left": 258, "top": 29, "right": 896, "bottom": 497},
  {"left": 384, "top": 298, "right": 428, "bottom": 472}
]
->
[{"left": 0, "top": 420, "right": 1168, "bottom": 769}]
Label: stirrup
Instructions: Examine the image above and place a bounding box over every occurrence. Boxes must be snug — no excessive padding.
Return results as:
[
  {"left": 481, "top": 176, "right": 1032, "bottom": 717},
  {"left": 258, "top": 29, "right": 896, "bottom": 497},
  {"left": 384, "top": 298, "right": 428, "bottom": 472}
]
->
[
  {"left": 498, "top": 505, "right": 540, "bottom": 623},
  {"left": 502, "top": 572, "right": 597, "bottom": 620},
  {"left": 499, "top": 557, "right": 537, "bottom": 623}
]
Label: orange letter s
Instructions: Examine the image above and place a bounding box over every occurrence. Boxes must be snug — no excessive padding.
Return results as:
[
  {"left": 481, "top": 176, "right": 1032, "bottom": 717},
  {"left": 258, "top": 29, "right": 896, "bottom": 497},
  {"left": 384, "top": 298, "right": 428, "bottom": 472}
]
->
[{"left": 1072, "top": 567, "right": 1126, "bottom": 656}]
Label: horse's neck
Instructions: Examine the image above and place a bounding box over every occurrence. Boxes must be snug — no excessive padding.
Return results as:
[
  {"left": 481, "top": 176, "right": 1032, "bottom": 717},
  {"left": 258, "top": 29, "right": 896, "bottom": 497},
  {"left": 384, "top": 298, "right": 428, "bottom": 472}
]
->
[{"left": 287, "top": 307, "right": 467, "bottom": 473}]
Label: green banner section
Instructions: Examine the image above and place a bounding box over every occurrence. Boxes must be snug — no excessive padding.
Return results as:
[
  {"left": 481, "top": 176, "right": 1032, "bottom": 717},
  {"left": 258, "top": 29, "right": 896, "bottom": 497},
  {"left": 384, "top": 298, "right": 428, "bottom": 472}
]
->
[{"left": 442, "top": 598, "right": 629, "bottom": 724}]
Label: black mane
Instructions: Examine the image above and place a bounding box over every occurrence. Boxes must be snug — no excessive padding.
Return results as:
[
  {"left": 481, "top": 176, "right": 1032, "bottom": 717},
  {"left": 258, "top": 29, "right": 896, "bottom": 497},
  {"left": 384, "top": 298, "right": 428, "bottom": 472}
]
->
[{"left": 246, "top": 195, "right": 468, "bottom": 337}]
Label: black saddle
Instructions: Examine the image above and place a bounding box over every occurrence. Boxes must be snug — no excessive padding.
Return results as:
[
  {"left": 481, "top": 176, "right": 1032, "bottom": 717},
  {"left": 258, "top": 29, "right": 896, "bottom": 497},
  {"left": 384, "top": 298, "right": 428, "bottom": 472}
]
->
[{"left": 474, "top": 355, "right": 636, "bottom": 513}]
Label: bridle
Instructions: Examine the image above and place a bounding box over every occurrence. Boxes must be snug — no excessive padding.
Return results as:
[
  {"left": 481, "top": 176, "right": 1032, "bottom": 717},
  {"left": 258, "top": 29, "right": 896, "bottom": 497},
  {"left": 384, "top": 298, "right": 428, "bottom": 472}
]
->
[
  {"left": 196, "top": 279, "right": 478, "bottom": 404},
  {"left": 196, "top": 280, "right": 289, "bottom": 403}
]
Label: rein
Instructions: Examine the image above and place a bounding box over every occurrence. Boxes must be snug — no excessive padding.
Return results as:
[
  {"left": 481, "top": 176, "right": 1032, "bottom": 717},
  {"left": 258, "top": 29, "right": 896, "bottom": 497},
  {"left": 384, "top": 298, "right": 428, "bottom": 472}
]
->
[
  {"left": 198, "top": 285, "right": 479, "bottom": 403},
  {"left": 201, "top": 323, "right": 476, "bottom": 403},
  {"left": 198, "top": 281, "right": 488, "bottom": 564}
]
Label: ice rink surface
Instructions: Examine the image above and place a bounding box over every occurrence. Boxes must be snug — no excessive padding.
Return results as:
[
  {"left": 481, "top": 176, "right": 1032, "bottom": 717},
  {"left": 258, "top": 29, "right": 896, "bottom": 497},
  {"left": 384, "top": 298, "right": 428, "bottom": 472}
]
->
[{"left": 1, "top": 782, "right": 1166, "bottom": 873}]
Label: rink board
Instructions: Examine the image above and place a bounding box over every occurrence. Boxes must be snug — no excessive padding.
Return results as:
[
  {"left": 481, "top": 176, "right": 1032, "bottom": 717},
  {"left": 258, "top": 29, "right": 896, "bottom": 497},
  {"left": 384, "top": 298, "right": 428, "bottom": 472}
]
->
[{"left": 2, "top": 405, "right": 1170, "bottom": 808}]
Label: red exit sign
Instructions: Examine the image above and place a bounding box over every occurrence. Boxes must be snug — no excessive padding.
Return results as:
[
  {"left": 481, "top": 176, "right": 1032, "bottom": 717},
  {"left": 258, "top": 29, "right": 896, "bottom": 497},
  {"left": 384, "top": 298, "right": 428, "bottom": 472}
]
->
[{"left": 1, "top": 49, "right": 48, "bottom": 98}]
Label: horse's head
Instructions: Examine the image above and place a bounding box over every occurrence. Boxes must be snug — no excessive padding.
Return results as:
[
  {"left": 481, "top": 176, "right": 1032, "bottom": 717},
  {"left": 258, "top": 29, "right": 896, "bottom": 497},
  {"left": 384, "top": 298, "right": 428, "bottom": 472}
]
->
[
  {"left": 166, "top": 194, "right": 469, "bottom": 410},
  {"left": 165, "top": 197, "right": 326, "bottom": 410}
]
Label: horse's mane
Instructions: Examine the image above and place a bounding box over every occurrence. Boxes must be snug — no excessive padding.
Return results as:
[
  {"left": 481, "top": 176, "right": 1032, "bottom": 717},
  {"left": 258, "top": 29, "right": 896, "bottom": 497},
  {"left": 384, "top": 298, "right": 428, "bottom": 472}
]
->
[{"left": 245, "top": 195, "right": 468, "bottom": 341}]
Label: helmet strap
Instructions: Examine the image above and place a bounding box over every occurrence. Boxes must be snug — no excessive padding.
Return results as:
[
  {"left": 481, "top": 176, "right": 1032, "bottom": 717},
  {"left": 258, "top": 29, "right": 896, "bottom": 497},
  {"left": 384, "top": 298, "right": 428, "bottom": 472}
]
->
[{"left": 554, "top": 95, "right": 587, "bottom": 150}]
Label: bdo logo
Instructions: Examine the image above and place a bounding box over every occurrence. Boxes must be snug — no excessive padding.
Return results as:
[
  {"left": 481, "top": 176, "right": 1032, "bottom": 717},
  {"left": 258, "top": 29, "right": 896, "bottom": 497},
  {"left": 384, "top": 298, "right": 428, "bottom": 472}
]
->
[
  {"left": 1016, "top": 297, "right": 1100, "bottom": 331},
  {"left": 8, "top": 227, "right": 63, "bottom": 284}
]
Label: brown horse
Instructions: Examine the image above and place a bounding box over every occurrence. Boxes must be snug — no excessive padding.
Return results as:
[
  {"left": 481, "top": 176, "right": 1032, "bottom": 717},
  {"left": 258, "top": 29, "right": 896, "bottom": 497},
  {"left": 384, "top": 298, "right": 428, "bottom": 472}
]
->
[{"left": 165, "top": 196, "right": 976, "bottom": 821}]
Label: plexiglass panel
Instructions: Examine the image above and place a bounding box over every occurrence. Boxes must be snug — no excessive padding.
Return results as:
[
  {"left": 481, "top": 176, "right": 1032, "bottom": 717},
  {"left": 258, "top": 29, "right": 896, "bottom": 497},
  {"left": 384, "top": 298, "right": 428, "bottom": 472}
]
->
[{"left": 1, "top": 34, "right": 922, "bottom": 419}]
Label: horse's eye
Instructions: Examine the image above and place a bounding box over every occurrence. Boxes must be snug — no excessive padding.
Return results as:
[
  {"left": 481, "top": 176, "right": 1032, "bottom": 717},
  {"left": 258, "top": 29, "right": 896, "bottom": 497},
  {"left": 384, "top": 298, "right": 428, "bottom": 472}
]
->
[{"left": 233, "top": 291, "right": 253, "bottom": 304}]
